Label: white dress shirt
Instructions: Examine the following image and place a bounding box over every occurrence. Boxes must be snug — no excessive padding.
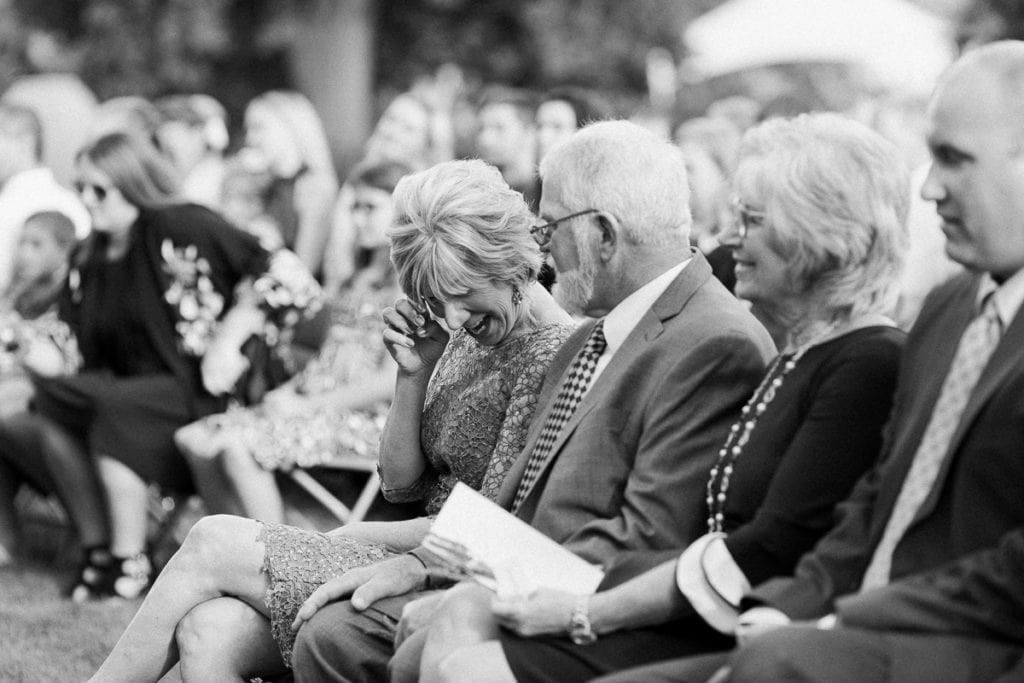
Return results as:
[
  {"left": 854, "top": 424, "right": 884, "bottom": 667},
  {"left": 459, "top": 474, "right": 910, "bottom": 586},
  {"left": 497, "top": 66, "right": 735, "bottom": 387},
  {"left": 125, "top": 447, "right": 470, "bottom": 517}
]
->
[{"left": 585, "top": 257, "right": 691, "bottom": 392}]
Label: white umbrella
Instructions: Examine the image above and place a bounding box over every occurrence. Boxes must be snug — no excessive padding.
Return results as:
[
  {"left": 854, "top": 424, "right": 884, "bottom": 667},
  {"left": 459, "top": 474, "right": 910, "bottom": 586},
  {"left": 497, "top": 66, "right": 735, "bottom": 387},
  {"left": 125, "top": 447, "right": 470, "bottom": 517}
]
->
[{"left": 683, "top": 0, "right": 956, "bottom": 97}]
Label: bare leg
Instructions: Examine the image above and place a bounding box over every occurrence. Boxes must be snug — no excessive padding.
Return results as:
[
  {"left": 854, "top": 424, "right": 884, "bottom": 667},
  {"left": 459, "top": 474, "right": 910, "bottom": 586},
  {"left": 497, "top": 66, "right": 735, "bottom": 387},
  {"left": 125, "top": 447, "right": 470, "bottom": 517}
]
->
[
  {"left": 420, "top": 582, "right": 505, "bottom": 683},
  {"left": 221, "top": 441, "right": 284, "bottom": 523},
  {"left": 175, "top": 423, "right": 242, "bottom": 517},
  {"left": 97, "top": 456, "right": 149, "bottom": 558},
  {"left": 434, "top": 642, "right": 517, "bottom": 683},
  {"left": 391, "top": 591, "right": 448, "bottom": 682},
  {"left": 391, "top": 628, "right": 429, "bottom": 683},
  {"left": 90, "top": 514, "right": 272, "bottom": 682},
  {"left": 176, "top": 597, "right": 285, "bottom": 682}
]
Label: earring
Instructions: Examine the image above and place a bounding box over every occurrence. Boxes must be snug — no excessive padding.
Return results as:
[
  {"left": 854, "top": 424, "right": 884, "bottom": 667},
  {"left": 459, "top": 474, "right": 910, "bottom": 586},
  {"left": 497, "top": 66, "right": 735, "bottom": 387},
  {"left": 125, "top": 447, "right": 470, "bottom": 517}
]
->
[{"left": 511, "top": 285, "right": 523, "bottom": 306}]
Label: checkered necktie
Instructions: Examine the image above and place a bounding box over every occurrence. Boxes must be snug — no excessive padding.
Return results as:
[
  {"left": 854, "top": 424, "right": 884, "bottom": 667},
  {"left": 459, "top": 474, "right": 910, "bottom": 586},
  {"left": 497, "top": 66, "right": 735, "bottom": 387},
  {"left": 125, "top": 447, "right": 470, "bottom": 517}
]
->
[
  {"left": 510, "top": 319, "right": 607, "bottom": 514},
  {"left": 861, "top": 294, "right": 1002, "bottom": 591}
]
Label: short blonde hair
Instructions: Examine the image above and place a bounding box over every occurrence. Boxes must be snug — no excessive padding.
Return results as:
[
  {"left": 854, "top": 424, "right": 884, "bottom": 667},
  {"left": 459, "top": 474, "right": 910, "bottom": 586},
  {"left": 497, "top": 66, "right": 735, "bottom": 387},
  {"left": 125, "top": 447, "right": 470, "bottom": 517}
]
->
[
  {"left": 734, "top": 113, "right": 909, "bottom": 322},
  {"left": 389, "top": 159, "right": 542, "bottom": 302}
]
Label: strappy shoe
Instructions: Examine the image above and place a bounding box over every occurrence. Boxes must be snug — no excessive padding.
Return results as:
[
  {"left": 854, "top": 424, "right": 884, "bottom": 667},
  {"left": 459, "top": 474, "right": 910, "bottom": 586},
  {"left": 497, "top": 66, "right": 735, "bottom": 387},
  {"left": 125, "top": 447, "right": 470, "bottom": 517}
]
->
[
  {"left": 68, "top": 546, "right": 114, "bottom": 603},
  {"left": 69, "top": 551, "right": 152, "bottom": 601}
]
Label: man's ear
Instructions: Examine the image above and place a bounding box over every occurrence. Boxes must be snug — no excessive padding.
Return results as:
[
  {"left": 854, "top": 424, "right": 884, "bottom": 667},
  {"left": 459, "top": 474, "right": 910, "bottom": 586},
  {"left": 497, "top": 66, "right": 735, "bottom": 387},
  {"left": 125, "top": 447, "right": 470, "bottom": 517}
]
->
[{"left": 597, "top": 212, "right": 618, "bottom": 262}]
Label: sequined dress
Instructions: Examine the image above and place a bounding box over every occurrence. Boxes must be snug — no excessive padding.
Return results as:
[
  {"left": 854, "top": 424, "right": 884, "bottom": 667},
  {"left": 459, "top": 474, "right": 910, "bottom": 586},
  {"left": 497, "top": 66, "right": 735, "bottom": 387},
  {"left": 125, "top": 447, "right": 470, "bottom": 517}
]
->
[
  {"left": 197, "top": 284, "right": 395, "bottom": 469},
  {"left": 259, "top": 321, "right": 574, "bottom": 665}
]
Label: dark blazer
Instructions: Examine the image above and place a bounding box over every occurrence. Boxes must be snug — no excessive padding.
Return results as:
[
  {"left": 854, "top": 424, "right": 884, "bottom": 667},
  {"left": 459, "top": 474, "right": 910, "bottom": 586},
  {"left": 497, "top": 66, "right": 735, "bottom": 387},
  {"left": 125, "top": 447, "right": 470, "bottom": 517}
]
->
[
  {"left": 749, "top": 272, "right": 1024, "bottom": 618},
  {"left": 496, "top": 250, "right": 776, "bottom": 564},
  {"left": 837, "top": 525, "right": 1024, "bottom": 645}
]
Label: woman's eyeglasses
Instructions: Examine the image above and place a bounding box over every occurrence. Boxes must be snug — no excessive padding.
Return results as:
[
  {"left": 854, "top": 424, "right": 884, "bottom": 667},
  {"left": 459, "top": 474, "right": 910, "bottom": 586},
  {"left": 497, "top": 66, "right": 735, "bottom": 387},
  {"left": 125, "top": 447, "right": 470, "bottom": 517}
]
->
[
  {"left": 730, "top": 197, "right": 766, "bottom": 239},
  {"left": 530, "top": 209, "right": 600, "bottom": 246},
  {"left": 74, "top": 181, "right": 113, "bottom": 202}
]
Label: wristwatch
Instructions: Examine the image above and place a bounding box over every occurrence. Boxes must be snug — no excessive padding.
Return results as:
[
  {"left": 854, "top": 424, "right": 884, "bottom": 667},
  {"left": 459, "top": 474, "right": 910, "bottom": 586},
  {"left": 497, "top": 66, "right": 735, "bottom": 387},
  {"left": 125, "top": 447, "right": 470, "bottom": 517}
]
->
[{"left": 568, "top": 596, "right": 597, "bottom": 645}]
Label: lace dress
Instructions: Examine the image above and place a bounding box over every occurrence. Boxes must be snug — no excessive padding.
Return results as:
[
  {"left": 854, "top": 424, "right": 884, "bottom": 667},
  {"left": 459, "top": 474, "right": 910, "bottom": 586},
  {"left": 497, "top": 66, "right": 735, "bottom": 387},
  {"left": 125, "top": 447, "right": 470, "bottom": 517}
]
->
[
  {"left": 259, "top": 321, "right": 574, "bottom": 666},
  {"left": 196, "top": 284, "right": 395, "bottom": 469}
]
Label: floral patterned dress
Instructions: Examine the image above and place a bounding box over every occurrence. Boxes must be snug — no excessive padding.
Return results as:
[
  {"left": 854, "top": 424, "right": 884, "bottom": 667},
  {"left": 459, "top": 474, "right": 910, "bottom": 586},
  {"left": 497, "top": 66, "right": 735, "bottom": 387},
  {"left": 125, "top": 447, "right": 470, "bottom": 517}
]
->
[
  {"left": 195, "top": 283, "right": 396, "bottom": 470},
  {"left": 258, "top": 321, "right": 574, "bottom": 666},
  {"left": 30, "top": 204, "right": 320, "bottom": 492}
]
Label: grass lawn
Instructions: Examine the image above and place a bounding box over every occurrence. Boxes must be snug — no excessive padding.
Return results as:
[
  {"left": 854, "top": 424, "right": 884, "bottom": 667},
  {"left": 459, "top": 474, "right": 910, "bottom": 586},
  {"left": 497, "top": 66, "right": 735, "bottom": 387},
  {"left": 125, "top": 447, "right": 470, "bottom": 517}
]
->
[
  {"left": 0, "top": 560, "right": 182, "bottom": 682},
  {"left": 0, "top": 471, "right": 419, "bottom": 682},
  {"left": 0, "top": 498, "right": 189, "bottom": 683}
]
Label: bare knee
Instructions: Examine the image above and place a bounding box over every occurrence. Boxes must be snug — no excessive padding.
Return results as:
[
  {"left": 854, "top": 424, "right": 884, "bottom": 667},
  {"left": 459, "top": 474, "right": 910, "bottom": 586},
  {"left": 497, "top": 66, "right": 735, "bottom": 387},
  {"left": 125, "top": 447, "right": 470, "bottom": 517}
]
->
[
  {"left": 219, "top": 442, "right": 261, "bottom": 480},
  {"left": 175, "top": 600, "right": 233, "bottom": 663},
  {"left": 174, "top": 514, "right": 260, "bottom": 572},
  {"left": 435, "top": 581, "right": 494, "bottom": 623},
  {"left": 430, "top": 582, "right": 498, "bottom": 640},
  {"left": 175, "top": 422, "right": 221, "bottom": 460},
  {"left": 398, "top": 591, "right": 446, "bottom": 645},
  {"left": 436, "top": 643, "right": 515, "bottom": 683},
  {"left": 176, "top": 597, "right": 281, "bottom": 681}
]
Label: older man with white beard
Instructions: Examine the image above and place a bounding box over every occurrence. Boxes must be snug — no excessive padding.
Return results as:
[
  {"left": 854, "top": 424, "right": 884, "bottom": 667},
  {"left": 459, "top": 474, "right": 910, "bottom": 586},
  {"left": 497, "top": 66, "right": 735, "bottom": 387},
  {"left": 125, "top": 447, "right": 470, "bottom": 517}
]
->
[{"left": 290, "top": 121, "right": 776, "bottom": 683}]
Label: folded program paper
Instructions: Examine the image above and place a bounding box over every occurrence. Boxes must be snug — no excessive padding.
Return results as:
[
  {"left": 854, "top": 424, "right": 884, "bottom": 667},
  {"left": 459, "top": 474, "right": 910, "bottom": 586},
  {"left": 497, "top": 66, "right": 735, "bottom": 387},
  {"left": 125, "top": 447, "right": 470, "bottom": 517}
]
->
[{"left": 424, "top": 482, "right": 605, "bottom": 595}]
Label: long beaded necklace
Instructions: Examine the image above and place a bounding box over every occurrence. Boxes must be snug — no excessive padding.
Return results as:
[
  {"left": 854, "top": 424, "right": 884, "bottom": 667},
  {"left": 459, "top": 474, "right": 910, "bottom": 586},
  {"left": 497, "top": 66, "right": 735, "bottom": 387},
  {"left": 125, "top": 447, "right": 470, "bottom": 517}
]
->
[{"left": 705, "top": 327, "right": 834, "bottom": 533}]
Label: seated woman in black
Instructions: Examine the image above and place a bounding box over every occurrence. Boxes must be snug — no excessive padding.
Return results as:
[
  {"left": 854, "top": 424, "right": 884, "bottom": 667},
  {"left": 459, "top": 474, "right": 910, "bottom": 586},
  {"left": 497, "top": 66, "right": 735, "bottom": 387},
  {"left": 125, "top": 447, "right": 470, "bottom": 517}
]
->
[
  {"left": 16, "top": 133, "right": 319, "bottom": 600},
  {"left": 399, "top": 112, "right": 912, "bottom": 683}
]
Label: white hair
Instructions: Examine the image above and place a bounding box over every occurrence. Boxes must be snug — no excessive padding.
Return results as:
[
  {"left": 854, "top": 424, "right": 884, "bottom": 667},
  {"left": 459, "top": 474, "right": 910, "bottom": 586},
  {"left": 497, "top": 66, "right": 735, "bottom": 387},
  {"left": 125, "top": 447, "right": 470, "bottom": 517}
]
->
[
  {"left": 734, "top": 112, "right": 909, "bottom": 322},
  {"left": 539, "top": 120, "right": 692, "bottom": 247}
]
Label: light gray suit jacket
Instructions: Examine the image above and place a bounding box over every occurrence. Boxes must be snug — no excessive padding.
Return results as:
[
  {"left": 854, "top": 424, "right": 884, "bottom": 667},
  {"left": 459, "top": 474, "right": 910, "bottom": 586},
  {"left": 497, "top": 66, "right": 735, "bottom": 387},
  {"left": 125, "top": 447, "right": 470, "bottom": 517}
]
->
[{"left": 496, "top": 250, "right": 776, "bottom": 564}]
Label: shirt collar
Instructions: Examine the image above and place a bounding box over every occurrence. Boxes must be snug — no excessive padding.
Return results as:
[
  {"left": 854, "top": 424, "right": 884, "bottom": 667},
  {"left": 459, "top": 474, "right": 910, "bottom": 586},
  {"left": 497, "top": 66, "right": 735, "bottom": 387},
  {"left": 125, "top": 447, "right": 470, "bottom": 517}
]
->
[
  {"left": 978, "top": 268, "right": 1024, "bottom": 330},
  {"left": 602, "top": 257, "right": 691, "bottom": 355}
]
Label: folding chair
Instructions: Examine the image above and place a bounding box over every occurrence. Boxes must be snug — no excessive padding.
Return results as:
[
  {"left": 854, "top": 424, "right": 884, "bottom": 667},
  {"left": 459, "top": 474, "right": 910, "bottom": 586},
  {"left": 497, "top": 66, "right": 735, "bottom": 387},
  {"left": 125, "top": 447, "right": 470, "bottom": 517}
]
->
[{"left": 287, "top": 454, "right": 381, "bottom": 525}]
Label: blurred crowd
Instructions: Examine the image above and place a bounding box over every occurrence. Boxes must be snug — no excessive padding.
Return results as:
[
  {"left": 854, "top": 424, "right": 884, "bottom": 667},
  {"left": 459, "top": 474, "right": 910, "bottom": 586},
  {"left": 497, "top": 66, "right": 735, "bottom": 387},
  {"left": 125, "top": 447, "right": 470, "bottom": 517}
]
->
[{"left": 3, "top": 40, "right": 1024, "bottom": 683}]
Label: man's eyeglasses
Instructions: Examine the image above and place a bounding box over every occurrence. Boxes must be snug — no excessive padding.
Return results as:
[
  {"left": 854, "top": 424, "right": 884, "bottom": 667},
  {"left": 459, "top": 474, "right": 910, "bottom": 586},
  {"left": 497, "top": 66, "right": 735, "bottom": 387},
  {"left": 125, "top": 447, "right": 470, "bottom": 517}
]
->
[
  {"left": 530, "top": 209, "right": 600, "bottom": 246},
  {"left": 74, "top": 181, "right": 113, "bottom": 202},
  {"left": 730, "top": 197, "right": 766, "bottom": 239}
]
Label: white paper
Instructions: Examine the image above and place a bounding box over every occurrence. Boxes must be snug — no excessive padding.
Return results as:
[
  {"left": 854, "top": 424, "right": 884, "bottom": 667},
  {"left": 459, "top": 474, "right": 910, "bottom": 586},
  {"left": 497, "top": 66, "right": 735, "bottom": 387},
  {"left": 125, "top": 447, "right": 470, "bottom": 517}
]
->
[{"left": 424, "top": 482, "right": 604, "bottom": 595}]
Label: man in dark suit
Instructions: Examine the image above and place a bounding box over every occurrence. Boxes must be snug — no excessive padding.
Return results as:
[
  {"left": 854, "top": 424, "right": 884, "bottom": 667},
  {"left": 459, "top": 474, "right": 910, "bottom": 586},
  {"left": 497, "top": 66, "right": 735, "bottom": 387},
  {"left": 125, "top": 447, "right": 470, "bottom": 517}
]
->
[
  {"left": 634, "top": 40, "right": 1024, "bottom": 683},
  {"left": 289, "top": 121, "right": 775, "bottom": 682}
]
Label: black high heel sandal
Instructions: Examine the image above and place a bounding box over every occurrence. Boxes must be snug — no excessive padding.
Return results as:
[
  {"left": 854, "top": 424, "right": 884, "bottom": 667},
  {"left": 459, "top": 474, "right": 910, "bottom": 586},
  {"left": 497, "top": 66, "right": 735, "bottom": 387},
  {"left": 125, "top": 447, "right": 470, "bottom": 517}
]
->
[{"left": 68, "top": 549, "right": 152, "bottom": 601}]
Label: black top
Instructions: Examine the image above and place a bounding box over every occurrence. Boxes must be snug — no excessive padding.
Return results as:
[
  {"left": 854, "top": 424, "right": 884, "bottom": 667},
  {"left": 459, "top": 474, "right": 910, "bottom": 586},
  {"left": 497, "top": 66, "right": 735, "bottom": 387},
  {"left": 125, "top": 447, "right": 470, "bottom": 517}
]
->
[
  {"left": 87, "top": 249, "right": 168, "bottom": 375},
  {"left": 64, "top": 203, "right": 271, "bottom": 417},
  {"left": 722, "top": 325, "right": 905, "bottom": 586}
]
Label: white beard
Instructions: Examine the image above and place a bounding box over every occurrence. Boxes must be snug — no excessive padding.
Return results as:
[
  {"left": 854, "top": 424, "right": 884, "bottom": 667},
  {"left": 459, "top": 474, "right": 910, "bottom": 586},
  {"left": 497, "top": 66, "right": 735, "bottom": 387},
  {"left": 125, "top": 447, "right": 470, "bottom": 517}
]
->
[{"left": 552, "top": 234, "right": 597, "bottom": 316}]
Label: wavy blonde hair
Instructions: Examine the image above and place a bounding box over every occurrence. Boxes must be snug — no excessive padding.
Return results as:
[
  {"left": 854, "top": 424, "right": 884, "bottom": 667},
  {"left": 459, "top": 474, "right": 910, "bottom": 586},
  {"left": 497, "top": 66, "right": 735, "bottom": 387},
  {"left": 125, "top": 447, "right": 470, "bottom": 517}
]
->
[
  {"left": 388, "top": 159, "right": 541, "bottom": 303},
  {"left": 733, "top": 112, "right": 909, "bottom": 322}
]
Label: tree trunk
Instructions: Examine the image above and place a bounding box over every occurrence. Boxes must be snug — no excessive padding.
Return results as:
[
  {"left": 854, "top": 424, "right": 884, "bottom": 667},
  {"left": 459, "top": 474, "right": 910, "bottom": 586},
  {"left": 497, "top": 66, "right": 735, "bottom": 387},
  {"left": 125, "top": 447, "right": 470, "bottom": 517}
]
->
[{"left": 290, "top": 0, "right": 375, "bottom": 177}]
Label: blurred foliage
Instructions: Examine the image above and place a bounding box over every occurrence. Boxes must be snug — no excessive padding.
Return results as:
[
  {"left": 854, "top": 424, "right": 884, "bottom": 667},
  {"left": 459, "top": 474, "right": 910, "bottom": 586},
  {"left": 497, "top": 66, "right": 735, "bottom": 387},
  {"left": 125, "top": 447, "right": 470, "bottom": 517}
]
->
[
  {"left": 1, "top": 0, "right": 721, "bottom": 113},
  {"left": 375, "top": 0, "right": 719, "bottom": 94}
]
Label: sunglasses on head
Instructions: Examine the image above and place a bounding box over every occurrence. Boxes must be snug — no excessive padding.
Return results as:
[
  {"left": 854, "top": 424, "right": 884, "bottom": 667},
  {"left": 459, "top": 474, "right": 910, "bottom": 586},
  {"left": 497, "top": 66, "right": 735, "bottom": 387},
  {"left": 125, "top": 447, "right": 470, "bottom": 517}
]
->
[{"left": 74, "top": 181, "right": 113, "bottom": 202}]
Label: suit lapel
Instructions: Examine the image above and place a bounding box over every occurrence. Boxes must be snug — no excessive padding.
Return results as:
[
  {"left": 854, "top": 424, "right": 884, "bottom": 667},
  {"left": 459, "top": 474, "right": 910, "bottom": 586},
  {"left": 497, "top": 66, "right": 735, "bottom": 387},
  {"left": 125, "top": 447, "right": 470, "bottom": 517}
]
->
[
  {"left": 494, "top": 328, "right": 583, "bottom": 509},
  {"left": 508, "top": 252, "right": 712, "bottom": 511}
]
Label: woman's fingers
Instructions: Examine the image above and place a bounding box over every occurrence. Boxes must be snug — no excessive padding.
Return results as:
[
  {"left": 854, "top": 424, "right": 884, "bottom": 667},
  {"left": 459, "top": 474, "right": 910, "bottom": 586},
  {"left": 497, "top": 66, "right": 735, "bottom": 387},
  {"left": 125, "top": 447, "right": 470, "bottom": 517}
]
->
[{"left": 383, "top": 327, "right": 416, "bottom": 350}]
